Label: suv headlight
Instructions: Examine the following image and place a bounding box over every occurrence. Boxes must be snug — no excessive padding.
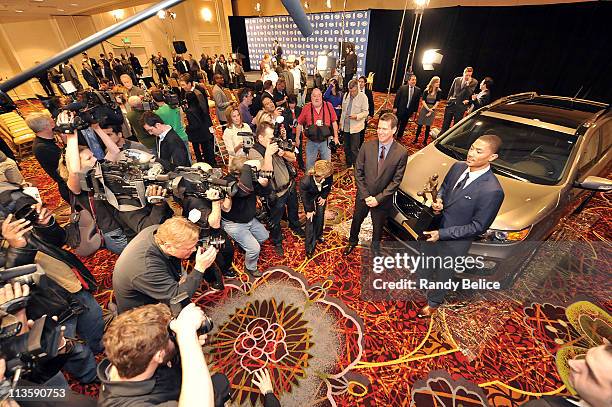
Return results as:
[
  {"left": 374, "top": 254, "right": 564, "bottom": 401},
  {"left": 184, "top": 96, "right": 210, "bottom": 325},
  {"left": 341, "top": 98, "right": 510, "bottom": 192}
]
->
[{"left": 479, "top": 226, "right": 531, "bottom": 243}]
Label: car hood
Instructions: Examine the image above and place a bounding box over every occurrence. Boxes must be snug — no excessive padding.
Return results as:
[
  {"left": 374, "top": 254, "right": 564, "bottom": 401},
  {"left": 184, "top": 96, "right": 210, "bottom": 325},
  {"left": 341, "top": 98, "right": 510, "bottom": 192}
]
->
[{"left": 399, "top": 144, "right": 564, "bottom": 231}]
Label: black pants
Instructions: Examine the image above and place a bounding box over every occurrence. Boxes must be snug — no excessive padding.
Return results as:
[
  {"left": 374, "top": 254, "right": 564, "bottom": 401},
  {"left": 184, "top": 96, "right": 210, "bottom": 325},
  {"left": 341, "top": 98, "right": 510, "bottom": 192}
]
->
[
  {"left": 396, "top": 113, "right": 414, "bottom": 139},
  {"left": 40, "top": 79, "right": 55, "bottom": 96},
  {"left": 441, "top": 102, "right": 466, "bottom": 133},
  {"left": 359, "top": 121, "right": 367, "bottom": 147},
  {"left": 414, "top": 125, "right": 431, "bottom": 144},
  {"left": 342, "top": 131, "right": 360, "bottom": 168},
  {"left": 305, "top": 202, "right": 326, "bottom": 253},
  {"left": 268, "top": 184, "right": 300, "bottom": 246},
  {"left": 344, "top": 73, "right": 354, "bottom": 91},
  {"left": 157, "top": 70, "right": 168, "bottom": 85},
  {"left": 192, "top": 137, "right": 216, "bottom": 166},
  {"left": 420, "top": 241, "right": 471, "bottom": 306},
  {"left": 348, "top": 198, "right": 390, "bottom": 250}
]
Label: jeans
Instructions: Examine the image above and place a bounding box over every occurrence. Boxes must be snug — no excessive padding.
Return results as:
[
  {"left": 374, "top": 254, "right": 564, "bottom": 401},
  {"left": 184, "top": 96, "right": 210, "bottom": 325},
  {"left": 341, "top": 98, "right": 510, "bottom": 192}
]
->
[
  {"left": 222, "top": 218, "right": 269, "bottom": 271},
  {"left": 305, "top": 139, "right": 331, "bottom": 171},
  {"left": 103, "top": 228, "right": 128, "bottom": 254},
  {"left": 62, "top": 290, "right": 104, "bottom": 383}
]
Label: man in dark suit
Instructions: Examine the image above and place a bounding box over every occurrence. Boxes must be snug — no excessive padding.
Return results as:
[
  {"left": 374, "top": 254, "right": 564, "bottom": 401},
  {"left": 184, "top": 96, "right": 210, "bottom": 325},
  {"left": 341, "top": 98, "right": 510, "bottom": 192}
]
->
[
  {"left": 59, "top": 60, "right": 83, "bottom": 91},
  {"left": 300, "top": 160, "right": 333, "bottom": 257},
  {"left": 157, "top": 52, "right": 171, "bottom": 77},
  {"left": 129, "top": 52, "right": 143, "bottom": 77},
  {"left": 441, "top": 66, "right": 478, "bottom": 133},
  {"left": 98, "top": 55, "right": 113, "bottom": 81},
  {"left": 176, "top": 56, "right": 190, "bottom": 74},
  {"left": 418, "top": 134, "right": 505, "bottom": 317},
  {"left": 343, "top": 46, "right": 358, "bottom": 91},
  {"left": 273, "top": 40, "right": 283, "bottom": 64},
  {"left": 393, "top": 74, "right": 422, "bottom": 140},
  {"left": 344, "top": 113, "right": 409, "bottom": 256},
  {"left": 469, "top": 76, "right": 493, "bottom": 111},
  {"left": 214, "top": 55, "right": 231, "bottom": 87},
  {"left": 81, "top": 62, "right": 99, "bottom": 89},
  {"left": 82, "top": 52, "right": 99, "bottom": 73},
  {"left": 358, "top": 75, "right": 374, "bottom": 147},
  {"left": 141, "top": 111, "right": 190, "bottom": 169}
]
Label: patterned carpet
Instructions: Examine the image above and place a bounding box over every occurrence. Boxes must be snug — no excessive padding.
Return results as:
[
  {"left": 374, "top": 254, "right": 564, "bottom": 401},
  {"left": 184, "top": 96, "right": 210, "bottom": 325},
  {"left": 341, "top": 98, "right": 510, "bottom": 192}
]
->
[{"left": 15, "top": 94, "right": 611, "bottom": 406}]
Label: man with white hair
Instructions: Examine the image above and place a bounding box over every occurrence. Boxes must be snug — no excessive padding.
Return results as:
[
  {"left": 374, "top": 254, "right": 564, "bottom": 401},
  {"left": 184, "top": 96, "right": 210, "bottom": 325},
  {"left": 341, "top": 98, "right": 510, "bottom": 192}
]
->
[{"left": 120, "top": 73, "right": 144, "bottom": 98}]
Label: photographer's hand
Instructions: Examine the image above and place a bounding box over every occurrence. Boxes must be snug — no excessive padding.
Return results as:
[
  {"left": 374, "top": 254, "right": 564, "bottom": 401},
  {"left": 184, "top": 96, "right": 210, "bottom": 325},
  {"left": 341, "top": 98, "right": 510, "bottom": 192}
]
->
[
  {"left": 0, "top": 359, "right": 20, "bottom": 407},
  {"left": 169, "top": 303, "right": 206, "bottom": 337},
  {"left": 1, "top": 215, "right": 32, "bottom": 249},
  {"left": 145, "top": 185, "right": 167, "bottom": 205},
  {"left": 252, "top": 368, "right": 274, "bottom": 395},
  {"left": 32, "top": 202, "right": 53, "bottom": 226},
  {"left": 0, "top": 282, "right": 30, "bottom": 332},
  {"left": 194, "top": 246, "right": 217, "bottom": 274},
  {"left": 265, "top": 142, "right": 279, "bottom": 157},
  {"left": 204, "top": 188, "right": 221, "bottom": 201}
]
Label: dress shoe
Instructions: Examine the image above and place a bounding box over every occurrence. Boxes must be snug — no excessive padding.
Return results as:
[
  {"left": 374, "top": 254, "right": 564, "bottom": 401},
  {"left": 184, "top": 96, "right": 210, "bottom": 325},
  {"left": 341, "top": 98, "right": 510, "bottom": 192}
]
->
[
  {"left": 210, "top": 280, "right": 225, "bottom": 291},
  {"left": 343, "top": 244, "right": 356, "bottom": 256},
  {"left": 305, "top": 250, "right": 314, "bottom": 258},
  {"left": 412, "top": 138, "right": 419, "bottom": 144},
  {"left": 291, "top": 227, "right": 306, "bottom": 238},
  {"left": 246, "top": 268, "right": 262, "bottom": 277},
  {"left": 317, "top": 237, "right": 325, "bottom": 243},
  {"left": 274, "top": 244, "right": 284, "bottom": 256},
  {"left": 417, "top": 305, "right": 438, "bottom": 318},
  {"left": 222, "top": 268, "right": 238, "bottom": 278}
]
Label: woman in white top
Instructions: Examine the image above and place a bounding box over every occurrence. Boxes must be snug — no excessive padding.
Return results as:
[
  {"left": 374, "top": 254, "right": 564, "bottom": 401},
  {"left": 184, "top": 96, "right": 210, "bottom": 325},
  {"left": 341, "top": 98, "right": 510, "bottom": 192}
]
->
[
  {"left": 261, "top": 63, "right": 278, "bottom": 87},
  {"left": 222, "top": 105, "right": 251, "bottom": 165}
]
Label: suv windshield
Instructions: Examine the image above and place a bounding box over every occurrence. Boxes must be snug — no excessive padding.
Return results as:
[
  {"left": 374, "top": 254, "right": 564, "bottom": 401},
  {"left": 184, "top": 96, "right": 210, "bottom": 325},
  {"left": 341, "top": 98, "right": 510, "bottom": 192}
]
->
[{"left": 436, "top": 114, "right": 578, "bottom": 185}]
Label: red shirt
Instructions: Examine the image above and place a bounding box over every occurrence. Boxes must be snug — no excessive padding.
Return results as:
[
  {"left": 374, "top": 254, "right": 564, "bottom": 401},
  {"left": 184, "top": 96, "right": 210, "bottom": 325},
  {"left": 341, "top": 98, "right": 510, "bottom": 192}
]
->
[{"left": 297, "top": 101, "right": 337, "bottom": 127}]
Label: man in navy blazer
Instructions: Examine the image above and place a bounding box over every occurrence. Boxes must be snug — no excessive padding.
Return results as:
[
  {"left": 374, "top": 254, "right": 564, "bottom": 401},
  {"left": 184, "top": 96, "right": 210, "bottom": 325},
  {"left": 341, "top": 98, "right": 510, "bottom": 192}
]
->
[{"left": 419, "top": 134, "right": 505, "bottom": 317}]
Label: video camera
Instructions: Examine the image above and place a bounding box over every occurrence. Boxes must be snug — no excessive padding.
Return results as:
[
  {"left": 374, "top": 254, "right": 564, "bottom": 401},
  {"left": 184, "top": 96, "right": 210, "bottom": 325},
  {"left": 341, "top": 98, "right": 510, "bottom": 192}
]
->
[
  {"left": 53, "top": 89, "right": 124, "bottom": 134},
  {"left": 0, "top": 264, "right": 62, "bottom": 386},
  {"left": 78, "top": 154, "right": 238, "bottom": 210},
  {"left": 237, "top": 131, "right": 255, "bottom": 154}
]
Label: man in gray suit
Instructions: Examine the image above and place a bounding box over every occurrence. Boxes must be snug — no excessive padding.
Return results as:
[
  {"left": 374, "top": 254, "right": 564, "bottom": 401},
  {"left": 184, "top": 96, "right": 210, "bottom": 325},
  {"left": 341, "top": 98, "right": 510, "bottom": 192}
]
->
[
  {"left": 344, "top": 112, "right": 409, "bottom": 256},
  {"left": 212, "top": 74, "right": 231, "bottom": 126},
  {"left": 441, "top": 66, "right": 478, "bottom": 133},
  {"left": 60, "top": 60, "right": 83, "bottom": 91}
]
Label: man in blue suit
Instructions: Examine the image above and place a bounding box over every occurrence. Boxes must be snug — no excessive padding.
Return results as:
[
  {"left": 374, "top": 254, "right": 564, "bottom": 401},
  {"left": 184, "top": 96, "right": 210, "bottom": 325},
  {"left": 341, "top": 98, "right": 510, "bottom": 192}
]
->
[{"left": 418, "top": 134, "right": 505, "bottom": 317}]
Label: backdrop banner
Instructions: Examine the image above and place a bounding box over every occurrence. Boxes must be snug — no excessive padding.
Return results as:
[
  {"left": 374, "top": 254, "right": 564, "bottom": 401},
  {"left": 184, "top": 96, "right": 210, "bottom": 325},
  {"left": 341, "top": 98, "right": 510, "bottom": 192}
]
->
[{"left": 244, "top": 10, "right": 370, "bottom": 75}]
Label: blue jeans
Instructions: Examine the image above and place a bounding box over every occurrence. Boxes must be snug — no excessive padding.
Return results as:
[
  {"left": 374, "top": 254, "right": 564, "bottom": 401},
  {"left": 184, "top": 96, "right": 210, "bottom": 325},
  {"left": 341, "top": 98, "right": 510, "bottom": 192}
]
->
[
  {"left": 103, "top": 228, "right": 128, "bottom": 254},
  {"left": 222, "top": 218, "right": 269, "bottom": 271},
  {"left": 62, "top": 290, "right": 104, "bottom": 383},
  {"left": 306, "top": 139, "right": 331, "bottom": 171}
]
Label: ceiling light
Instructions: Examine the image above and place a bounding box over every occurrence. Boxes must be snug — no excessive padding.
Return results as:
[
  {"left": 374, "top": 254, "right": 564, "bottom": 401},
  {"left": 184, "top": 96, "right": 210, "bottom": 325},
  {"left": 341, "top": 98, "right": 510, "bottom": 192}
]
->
[
  {"left": 200, "top": 7, "right": 213, "bottom": 22},
  {"left": 111, "top": 9, "right": 124, "bottom": 19},
  {"left": 71, "top": 3, "right": 78, "bottom": 5},
  {"left": 157, "top": 10, "right": 166, "bottom": 19},
  {"left": 57, "top": 8, "right": 65, "bottom": 11},
  {"left": 15, "top": 9, "right": 24, "bottom": 13}
]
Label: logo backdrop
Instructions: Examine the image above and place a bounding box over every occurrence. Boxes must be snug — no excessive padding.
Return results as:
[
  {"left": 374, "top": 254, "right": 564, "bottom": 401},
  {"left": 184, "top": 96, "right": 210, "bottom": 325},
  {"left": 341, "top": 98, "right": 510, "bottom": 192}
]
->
[{"left": 244, "top": 10, "right": 370, "bottom": 76}]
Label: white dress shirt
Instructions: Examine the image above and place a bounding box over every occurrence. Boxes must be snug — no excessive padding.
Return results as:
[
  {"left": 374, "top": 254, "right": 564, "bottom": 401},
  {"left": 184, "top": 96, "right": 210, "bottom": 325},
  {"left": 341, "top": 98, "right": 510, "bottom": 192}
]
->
[{"left": 453, "top": 165, "right": 491, "bottom": 190}]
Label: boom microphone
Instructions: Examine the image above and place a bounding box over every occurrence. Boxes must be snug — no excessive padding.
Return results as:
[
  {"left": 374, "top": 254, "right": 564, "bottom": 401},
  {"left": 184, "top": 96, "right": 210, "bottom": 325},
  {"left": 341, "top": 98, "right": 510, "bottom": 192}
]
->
[{"left": 281, "top": 0, "right": 314, "bottom": 37}]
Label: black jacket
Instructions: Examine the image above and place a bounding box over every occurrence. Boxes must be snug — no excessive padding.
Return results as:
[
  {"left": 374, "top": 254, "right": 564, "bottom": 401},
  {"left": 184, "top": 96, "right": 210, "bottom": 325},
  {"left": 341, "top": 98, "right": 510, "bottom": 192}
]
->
[
  {"left": 300, "top": 174, "right": 333, "bottom": 213},
  {"left": 344, "top": 52, "right": 357, "bottom": 75},
  {"left": 470, "top": 89, "right": 491, "bottom": 109},
  {"left": 364, "top": 88, "right": 374, "bottom": 117},
  {"left": 81, "top": 67, "right": 99, "bottom": 89},
  {"left": 157, "top": 128, "right": 190, "bottom": 170},
  {"left": 393, "top": 85, "right": 422, "bottom": 118},
  {"left": 185, "top": 105, "right": 213, "bottom": 143}
]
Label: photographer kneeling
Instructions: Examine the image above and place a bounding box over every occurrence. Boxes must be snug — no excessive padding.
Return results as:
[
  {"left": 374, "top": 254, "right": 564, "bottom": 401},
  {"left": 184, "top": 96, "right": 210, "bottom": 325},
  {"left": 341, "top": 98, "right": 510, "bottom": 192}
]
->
[
  {"left": 221, "top": 157, "right": 272, "bottom": 277},
  {"left": 113, "top": 217, "right": 217, "bottom": 313},
  {"left": 98, "top": 303, "right": 230, "bottom": 407},
  {"left": 181, "top": 163, "right": 236, "bottom": 291}
]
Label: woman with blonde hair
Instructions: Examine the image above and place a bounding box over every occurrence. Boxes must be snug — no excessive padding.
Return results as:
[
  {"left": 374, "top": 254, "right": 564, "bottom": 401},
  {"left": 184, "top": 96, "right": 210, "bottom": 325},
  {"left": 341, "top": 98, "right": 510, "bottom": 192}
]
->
[
  {"left": 222, "top": 104, "right": 252, "bottom": 165},
  {"left": 299, "top": 159, "right": 334, "bottom": 257},
  {"left": 414, "top": 76, "right": 442, "bottom": 145}
]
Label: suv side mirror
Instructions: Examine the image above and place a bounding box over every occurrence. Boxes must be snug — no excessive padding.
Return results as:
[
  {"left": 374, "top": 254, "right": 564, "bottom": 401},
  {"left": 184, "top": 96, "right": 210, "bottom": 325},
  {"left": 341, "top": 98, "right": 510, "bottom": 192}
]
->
[{"left": 574, "top": 176, "right": 612, "bottom": 192}]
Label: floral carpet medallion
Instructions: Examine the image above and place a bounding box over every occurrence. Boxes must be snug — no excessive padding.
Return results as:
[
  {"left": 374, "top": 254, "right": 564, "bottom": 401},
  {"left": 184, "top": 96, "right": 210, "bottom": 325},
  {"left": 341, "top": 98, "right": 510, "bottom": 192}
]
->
[{"left": 197, "top": 266, "right": 367, "bottom": 406}]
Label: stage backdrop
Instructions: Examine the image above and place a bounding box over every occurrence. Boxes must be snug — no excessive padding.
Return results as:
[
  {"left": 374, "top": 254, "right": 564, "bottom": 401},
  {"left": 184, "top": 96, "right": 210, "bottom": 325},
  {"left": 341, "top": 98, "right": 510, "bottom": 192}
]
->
[{"left": 243, "top": 10, "right": 370, "bottom": 75}]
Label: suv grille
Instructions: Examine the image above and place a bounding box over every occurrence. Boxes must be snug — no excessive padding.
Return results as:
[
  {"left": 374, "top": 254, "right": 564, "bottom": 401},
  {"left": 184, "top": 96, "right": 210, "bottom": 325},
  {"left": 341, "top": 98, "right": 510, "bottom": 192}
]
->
[{"left": 394, "top": 190, "right": 425, "bottom": 218}]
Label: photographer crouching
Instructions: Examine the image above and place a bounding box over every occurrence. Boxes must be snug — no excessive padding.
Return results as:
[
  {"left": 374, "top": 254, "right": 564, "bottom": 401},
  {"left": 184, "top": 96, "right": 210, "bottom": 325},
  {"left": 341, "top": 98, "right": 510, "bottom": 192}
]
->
[
  {"left": 180, "top": 163, "right": 237, "bottom": 291},
  {"left": 112, "top": 216, "right": 217, "bottom": 314},
  {"left": 98, "top": 303, "right": 231, "bottom": 406},
  {"left": 248, "top": 122, "right": 303, "bottom": 256},
  {"left": 0, "top": 187, "right": 103, "bottom": 385}
]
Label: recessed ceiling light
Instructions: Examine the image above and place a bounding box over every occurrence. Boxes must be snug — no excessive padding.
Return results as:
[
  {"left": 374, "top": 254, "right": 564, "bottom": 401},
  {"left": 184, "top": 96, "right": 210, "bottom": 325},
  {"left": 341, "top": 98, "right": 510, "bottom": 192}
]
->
[
  {"left": 71, "top": 3, "right": 78, "bottom": 6},
  {"left": 57, "top": 8, "right": 65, "bottom": 11},
  {"left": 15, "top": 9, "right": 24, "bottom": 13}
]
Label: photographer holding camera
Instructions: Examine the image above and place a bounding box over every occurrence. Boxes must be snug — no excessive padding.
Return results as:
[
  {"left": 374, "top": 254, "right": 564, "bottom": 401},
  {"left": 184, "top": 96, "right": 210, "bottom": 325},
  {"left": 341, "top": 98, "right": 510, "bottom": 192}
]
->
[
  {"left": 0, "top": 198, "right": 103, "bottom": 385},
  {"left": 112, "top": 216, "right": 217, "bottom": 313},
  {"left": 98, "top": 303, "right": 230, "bottom": 407},
  {"left": 180, "top": 163, "right": 237, "bottom": 291},
  {"left": 248, "top": 122, "right": 303, "bottom": 256},
  {"left": 221, "top": 156, "right": 272, "bottom": 277}
]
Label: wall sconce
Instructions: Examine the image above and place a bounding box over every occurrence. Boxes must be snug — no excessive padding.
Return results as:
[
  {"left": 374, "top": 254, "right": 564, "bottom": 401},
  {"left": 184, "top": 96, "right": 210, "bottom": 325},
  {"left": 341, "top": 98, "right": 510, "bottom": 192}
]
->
[
  {"left": 326, "top": 0, "right": 332, "bottom": 9},
  {"left": 157, "top": 10, "right": 167, "bottom": 19},
  {"left": 110, "top": 9, "right": 125, "bottom": 19},
  {"left": 304, "top": 1, "right": 309, "bottom": 10},
  {"left": 200, "top": 7, "right": 213, "bottom": 22},
  {"left": 255, "top": 2, "right": 261, "bottom": 12}
]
